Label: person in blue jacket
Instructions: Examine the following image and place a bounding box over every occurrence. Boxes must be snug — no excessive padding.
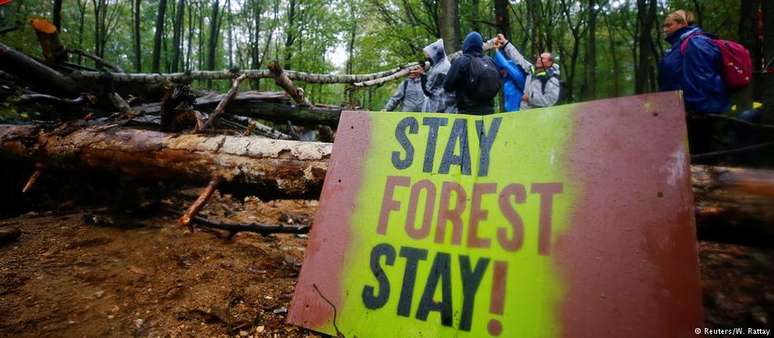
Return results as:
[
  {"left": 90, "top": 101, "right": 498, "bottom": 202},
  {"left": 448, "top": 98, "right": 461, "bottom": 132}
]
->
[
  {"left": 658, "top": 9, "right": 728, "bottom": 158},
  {"left": 492, "top": 42, "right": 527, "bottom": 112}
]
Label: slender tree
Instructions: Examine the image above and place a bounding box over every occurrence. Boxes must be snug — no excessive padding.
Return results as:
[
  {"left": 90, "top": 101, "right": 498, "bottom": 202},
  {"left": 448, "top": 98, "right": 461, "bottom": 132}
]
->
[
  {"left": 284, "top": 0, "right": 297, "bottom": 69},
  {"left": 152, "top": 0, "right": 168, "bottom": 73},
  {"left": 171, "top": 0, "right": 186, "bottom": 72},
  {"left": 635, "top": 0, "right": 657, "bottom": 94},
  {"left": 52, "top": 0, "right": 63, "bottom": 31},
  {"left": 132, "top": 0, "right": 142, "bottom": 72},
  {"left": 584, "top": 0, "right": 598, "bottom": 99},
  {"left": 494, "top": 0, "right": 510, "bottom": 38},
  {"left": 207, "top": 0, "right": 221, "bottom": 88},
  {"left": 438, "top": 0, "right": 461, "bottom": 52}
]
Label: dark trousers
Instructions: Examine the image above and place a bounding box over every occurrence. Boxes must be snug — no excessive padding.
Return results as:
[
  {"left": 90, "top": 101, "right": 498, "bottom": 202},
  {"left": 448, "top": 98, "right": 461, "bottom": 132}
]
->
[{"left": 687, "top": 114, "right": 716, "bottom": 163}]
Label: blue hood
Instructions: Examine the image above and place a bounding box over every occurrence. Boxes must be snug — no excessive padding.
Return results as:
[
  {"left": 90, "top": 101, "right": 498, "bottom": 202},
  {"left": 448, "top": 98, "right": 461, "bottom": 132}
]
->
[{"left": 462, "top": 32, "right": 483, "bottom": 54}]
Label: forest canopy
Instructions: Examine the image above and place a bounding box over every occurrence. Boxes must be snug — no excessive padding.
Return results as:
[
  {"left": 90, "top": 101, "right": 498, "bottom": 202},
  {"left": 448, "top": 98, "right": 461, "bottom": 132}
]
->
[{"left": 0, "top": 0, "right": 762, "bottom": 111}]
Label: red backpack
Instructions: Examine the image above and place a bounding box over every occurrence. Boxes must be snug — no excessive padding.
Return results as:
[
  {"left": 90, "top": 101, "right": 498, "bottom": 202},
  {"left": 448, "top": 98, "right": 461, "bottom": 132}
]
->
[{"left": 680, "top": 32, "right": 752, "bottom": 90}]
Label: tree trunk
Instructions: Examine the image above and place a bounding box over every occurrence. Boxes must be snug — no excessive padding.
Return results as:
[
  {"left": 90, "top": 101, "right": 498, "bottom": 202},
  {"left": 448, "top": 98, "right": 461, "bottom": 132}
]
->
[
  {"left": 186, "top": 0, "right": 193, "bottom": 71},
  {"left": 152, "top": 0, "right": 167, "bottom": 73},
  {"left": 0, "top": 124, "right": 330, "bottom": 200},
  {"left": 2, "top": 125, "right": 773, "bottom": 239},
  {"left": 133, "top": 0, "right": 142, "bottom": 72},
  {"left": 470, "top": 0, "right": 479, "bottom": 33},
  {"left": 494, "top": 0, "right": 509, "bottom": 38},
  {"left": 77, "top": 0, "right": 87, "bottom": 65},
  {"left": 226, "top": 0, "right": 233, "bottom": 69},
  {"left": 31, "top": 19, "right": 67, "bottom": 65},
  {"left": 0, "top": 43, "right": 78, "bottom": 97},
  {"left": 605, "top": 14, "right": 621, "bottom": 97},
  {"left": 52, "top": 0, "right": 63, "bottom": 32},
  {"left": 692, "top": 165, "right": 774, "bottom": 245},
  {"left": 438, "top": 0, "right": 461, "bottom": 53},
  {"left": 171, "top": 0, "right": 185, "bottom": 73},
  {"left": 635, "top": 0, "right": 656, "bottom": 94},
  {"left": 584, "top": 0, "right": 597, "bottom": 100},
  {"left": 207, "top": 0, "right": 221, "bottom": 88},
  {"left": 268, "top": 62, "right": 310, "bottom": 105},
  {"left": 251, "top": 0, "right": 263, "bottom": 90},
  {"left": 283, "top": 0, "right": 297, "bottom": 70}
]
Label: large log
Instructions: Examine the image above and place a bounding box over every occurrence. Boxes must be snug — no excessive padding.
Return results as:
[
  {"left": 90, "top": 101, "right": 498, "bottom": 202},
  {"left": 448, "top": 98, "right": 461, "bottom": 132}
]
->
[
  {"left": 138, "top": 91, "right": 342, "bottom": 126},
  {"left": 0, "top": 42, "right": 78, "bottom": 97},
  {"left": 0, "top": 124, "right": 330, "bottom": 199},
  {"left": 692, "top": 165, "right": 774, "bottom": 245},
  {"left": 1, "top": 123, "right": 773, "bottom": 243}
]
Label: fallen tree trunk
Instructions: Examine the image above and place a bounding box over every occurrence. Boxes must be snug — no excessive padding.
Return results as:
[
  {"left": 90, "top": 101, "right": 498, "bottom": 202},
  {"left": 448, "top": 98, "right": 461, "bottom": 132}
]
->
[
  {"left": 138, "top": 91, "right": 342, "bottom": 126},
  {"left": 1, "top": 124, "right": 772, "bottom": 243},
  {"left": 268, "top": 62, "right": 311, "bottom": 106},
  {"left": 0, "top": 42, "right": 78, "bottom": 97},
  {"left": 692, "top": 165, "right": 774, "bottom": 245},
  {"left": 0, "top": 124, "right": 330, "bottom": 199}
]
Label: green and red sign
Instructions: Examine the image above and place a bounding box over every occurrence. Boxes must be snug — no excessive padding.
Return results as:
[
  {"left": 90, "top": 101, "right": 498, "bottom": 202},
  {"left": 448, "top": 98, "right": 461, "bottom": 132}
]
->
[{"left": 288, "top": 92, "right": 702, "bottom": 338}]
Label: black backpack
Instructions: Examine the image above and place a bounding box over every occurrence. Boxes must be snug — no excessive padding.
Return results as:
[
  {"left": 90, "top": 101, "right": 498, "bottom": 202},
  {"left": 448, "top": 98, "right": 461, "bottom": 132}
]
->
[{"left": 466, "top": 55, "right": 502, "bottom": 101}]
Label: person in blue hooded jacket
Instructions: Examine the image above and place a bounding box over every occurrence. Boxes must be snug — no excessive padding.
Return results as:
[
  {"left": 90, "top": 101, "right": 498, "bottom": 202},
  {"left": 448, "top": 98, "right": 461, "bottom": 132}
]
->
[
  {"left": 658, "top": 9, "right": 728, "bottom": 157},
  {"left": 492, "top": 42, "right": 527, "bottom": 112}
]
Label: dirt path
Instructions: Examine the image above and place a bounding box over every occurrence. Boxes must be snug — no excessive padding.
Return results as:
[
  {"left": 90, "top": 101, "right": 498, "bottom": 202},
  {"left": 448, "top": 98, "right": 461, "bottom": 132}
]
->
[
  {"left": 0, "top": 195, "right": 771, "bottom": 337},
  {"left": 0, "top": 197, "right": 318, "bottom": 338}
]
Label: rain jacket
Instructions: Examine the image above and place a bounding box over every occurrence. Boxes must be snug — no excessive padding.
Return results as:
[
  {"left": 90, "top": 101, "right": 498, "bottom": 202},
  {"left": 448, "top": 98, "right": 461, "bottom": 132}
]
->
[
  {"left": 493, "top": 50, "right": 527, "bottom": 112},
  {"left": 420, "top": 39, "right": 456, "bottom": 113},
  {"left": 444, "top": 32, "right": 496, "bottom": 115},
  {"left": 501, "top": 42, "right": 561, "bottom": 109},
  {"left": 658, "top": 26, "right": 729, "bottom": 114},
  {"left": 383, "top": 77, "right": 425, "bottom": 112}
]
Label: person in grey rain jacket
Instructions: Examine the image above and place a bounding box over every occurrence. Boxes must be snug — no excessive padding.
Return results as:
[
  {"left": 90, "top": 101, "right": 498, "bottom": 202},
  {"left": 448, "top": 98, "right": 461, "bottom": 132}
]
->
[
  {"left": 383, "top": 66, "right": 425, "bottom": 112},
  {"left": 496, "top": 34, "right": 561, "bottom": 109},
  {"left": 420, "top": 39, "right": 456, "bottom": 113}
]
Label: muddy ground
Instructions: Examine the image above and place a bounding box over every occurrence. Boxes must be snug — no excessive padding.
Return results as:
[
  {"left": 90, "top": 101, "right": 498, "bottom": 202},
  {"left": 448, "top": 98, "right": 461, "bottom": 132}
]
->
[{"left": 0, "top": 188, "right": 772, "bottom": 337}]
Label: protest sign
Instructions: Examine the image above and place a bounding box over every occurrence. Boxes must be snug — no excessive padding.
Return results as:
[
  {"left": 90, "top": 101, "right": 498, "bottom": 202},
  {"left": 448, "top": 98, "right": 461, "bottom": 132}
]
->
[{"left": 288, "top": 92, "right": 702, "bottom": 338}]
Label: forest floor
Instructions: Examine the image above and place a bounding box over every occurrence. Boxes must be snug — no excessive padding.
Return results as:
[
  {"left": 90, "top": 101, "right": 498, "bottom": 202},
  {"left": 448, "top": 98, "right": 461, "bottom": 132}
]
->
[{"left": 0, "top": 190, "right": 772, "bottom": 338}]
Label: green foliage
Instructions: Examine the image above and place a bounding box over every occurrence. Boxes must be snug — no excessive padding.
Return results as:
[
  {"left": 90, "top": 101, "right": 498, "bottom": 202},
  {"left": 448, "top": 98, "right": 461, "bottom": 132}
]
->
[{"left": 0, "top": 0, "right": 746, "bottom": 109}]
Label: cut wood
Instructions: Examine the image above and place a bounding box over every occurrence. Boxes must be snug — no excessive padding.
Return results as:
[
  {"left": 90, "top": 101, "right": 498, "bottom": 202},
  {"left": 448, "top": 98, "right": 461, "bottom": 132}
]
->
[
  {"left": 31, "top": 18, "right": 67, "bottom": 65},
  {"left": 0, "top": 124, "right": 331, "bottom": 199}
]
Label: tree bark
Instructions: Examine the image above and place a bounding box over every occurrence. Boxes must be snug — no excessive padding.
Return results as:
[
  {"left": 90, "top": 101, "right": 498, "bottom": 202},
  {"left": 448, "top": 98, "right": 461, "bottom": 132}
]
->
[
  {"left": 283, "top": 0, "right": 297, "bottom": 70},
  {"left": 171, "top": 0, "right": 185, "bottom": 73},
  {"left": 438, "top": 0, "right": 461, "bottom": 53},
  {"left": 635, "top": 0, "right": 656, "bottom": 94},
  {"left": 2, "top": 125, "right": 773, "bottom": 238},
  {"left": 77, "top": 0, "right": 87, "bottom": 65},
  {"left": 584, "top": 0, "right": 597, "bottom": 100},
  {"left": 692, "top": 165, "right": 774, "bottom": 245},
  {"left": 0, "top": 43, "right": 78, "bottom": 97},
  {"left": 0, "top": 124, "right": 330, "bottom": 199},
  {"left": 52, "top": 0, "right": 63, "bottom": 32},
  {"left": 137, "top": 91, "right": 342, "bottom": 126},
  {"left": 207, "top": 0, "right": 221, "bottom": 88},
  {"left": 152, "top": 0, "right": 168, "bottom": 73},
  {"left": 494, "top": 0, "right": 509, "bottom": 38},
  {"left": 268, "top": 62, "right": 311, "bottom": 105},
  {"left": 31, "top": 19, "right": 67, "bottom": 65},
  {"left": 132, "top": 0, "right": 142, "bottom": 72}
]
